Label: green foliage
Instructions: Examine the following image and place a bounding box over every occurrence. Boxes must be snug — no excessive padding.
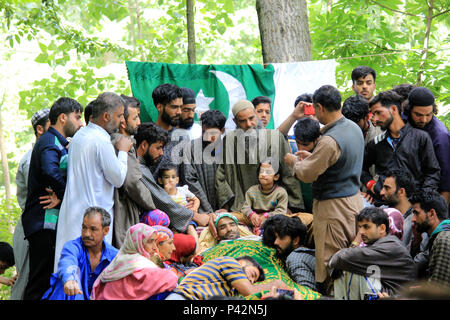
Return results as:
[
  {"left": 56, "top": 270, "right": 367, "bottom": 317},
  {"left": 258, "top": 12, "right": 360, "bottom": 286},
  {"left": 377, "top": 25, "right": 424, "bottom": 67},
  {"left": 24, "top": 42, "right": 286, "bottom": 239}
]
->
[{"left": 309, "top": 0, "right": 450, "bottom": 105}]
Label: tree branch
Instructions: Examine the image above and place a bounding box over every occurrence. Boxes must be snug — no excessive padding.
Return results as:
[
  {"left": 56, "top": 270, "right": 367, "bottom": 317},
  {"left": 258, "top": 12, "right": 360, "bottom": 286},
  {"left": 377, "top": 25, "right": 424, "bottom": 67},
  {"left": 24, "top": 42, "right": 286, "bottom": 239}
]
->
[
  {"left": 368, "top": 0, "right": 422, "bottom": 17},
  {"left": 432, "top": 8, "right": 450, "bottom": 19}
]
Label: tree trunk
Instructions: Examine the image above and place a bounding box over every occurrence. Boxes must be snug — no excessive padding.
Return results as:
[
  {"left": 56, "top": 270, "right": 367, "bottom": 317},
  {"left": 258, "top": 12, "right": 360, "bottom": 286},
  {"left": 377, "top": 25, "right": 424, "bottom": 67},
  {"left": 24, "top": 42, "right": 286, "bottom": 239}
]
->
[
  {"left": 0, "top": 97, "right": 11, "bottom": 202},
  {"left": 256, "top": 0, "right": 312, "bottom": 64},
  {"left": 186, "top": 0, "right": 196, "bottom": 64}
]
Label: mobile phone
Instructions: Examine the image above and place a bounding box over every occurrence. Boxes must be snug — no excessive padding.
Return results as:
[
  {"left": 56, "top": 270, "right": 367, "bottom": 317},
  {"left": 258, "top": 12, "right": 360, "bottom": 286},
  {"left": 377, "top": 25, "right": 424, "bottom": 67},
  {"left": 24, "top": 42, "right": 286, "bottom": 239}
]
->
[
  {"left": 363, "top": 293, "right": 379, "bottom": 300},
  {"left": 276, "top": 289, "right": 294, "bottom": 298},
  {"left": 304, "top": 104, "right": 315, "bottom": 115}
]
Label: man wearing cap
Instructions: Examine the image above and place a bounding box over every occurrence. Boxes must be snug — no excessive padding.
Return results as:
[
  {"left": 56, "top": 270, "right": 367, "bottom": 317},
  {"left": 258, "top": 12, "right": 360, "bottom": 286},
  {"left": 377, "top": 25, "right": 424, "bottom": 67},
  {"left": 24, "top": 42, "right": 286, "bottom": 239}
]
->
[
  {"left": 11, "top": 108, "right": 50, "bottom": 300},
  {"left": 215, "top": 99, "right": 304, "bottom": 214},
  {"left": 405, "top": 87, "right": 450, "bottom": 204},
  {"left": 177, "top": 87, "right": 202, "bottom": 140},
  {"left": 22, "top": 97, "right": 84, "bottom": 300}
]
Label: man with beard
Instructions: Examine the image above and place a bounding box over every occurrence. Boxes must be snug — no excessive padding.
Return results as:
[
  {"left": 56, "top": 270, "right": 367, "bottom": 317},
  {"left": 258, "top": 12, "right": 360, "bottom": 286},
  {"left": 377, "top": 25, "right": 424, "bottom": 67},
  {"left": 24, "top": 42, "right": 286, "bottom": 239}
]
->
[
  {"left": 379, "top": 169, "right": 421, "bottom": 251},
  {"left": 263, "top": 215, "right": 316, "bottom": 291},
  {"left": 329, "top": 207, "right": 416, "bottom": 300},
  {"left": 151, "top": 83, "right": 188, "bottom": 181},
  {"left": 42, "top": 207, "right": 118, "bottom": 300},
  {"left": 22, "top": 97, "right": 84, "bottom": 300},
  {"left": 410, "top": 191, "right": 450, "bottom": 286},
  {"left": 361, "top": 90, "right": 440, "bottom": 202},
  {"left": 54, "top": 93, "right": 132, "bottom": 270},
  {"left": 135, "top": 122, "right": 207, "bottom": 234},
  {"left": 111, "top": 95, "right": 156, "bottom": 248},
  {"left": 215, "top": 99, "right": 304, "bottom": 215},
  {"left": 181, "top": 109, "right": 226, "bottom": 213},
  {"left": 177, "top": 87, "right": 202, "bottom": 140},
  {"left": 405, "top": 87, "right": 450, "bottom": 204}
]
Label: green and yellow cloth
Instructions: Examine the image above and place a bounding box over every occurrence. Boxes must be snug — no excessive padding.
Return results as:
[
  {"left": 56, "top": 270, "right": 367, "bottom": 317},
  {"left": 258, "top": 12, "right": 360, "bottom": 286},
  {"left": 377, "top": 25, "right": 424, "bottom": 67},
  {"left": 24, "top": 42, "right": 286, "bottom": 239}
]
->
[{"left": 201, "top": 239, "right": 321, "bottom": 300}]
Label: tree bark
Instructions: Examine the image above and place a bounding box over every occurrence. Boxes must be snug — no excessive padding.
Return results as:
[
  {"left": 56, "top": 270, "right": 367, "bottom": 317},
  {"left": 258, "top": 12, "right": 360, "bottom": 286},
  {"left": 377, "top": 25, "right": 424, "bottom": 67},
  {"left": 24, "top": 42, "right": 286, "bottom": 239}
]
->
[
  {"left": 186, "top": 0, "right": 196, "bottom": 64},
  {"left": 256, "top": 0, "right": 312, "bottom": 64}
]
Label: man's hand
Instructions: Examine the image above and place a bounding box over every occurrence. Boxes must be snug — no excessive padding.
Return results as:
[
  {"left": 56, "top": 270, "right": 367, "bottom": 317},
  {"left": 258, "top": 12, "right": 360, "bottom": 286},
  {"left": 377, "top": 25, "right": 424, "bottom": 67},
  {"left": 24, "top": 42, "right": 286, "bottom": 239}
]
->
[
  {"left": 294, "top": 150, "right": 311, "bottom": 161},
  {"left": 361, "top": 192, "right": 374, "bottom": 205},
  {"left": 250, "top": 213, "right": 262, "bottom": 228},
  {"left": 64, "top": 280, "right": 82, "bottom": 296},
  {"left": 193, "top": 212, "right": 210, "bottom": 227},
  {"left": 208, "top": 213, "right": 219, "bottom": 240},
  {"left": 0, "top": 275, "right": 16, "bottom": 286},
  {"left": 115, "top": 136, "right": 133, "bottom": 152},
  {"left": 39, "top": 188, "right": 61, "bottom": 209},
  {"left": 284, "top": 153, "right": 297, "bottom": 168},
  {"left": 185, "top": 198, "right": 195, "bottom": 210},
  {"left": 292, "top": 101, "right": 309, "bottom": 120}
]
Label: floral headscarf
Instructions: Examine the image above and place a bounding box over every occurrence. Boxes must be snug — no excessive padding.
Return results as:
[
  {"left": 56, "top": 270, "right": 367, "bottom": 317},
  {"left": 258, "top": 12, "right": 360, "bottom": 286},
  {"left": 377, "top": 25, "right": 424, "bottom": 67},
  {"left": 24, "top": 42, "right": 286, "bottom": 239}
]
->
[
  {"left": 153, "top": 225, "right": 174, "bottom": 245},
  {"left": 140, "top": 209, "right": 170, "bottom": 227},
  {"left": 94, "top": 223, "right": 156, "bottom": 284}
]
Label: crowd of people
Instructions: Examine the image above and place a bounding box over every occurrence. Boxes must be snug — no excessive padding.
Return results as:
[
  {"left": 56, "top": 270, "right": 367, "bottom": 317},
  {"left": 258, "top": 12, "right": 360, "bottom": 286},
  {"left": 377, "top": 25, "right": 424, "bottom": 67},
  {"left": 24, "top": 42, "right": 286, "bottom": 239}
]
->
[{"left": 0, "top": 65, "right": 449, "bottom": 301}]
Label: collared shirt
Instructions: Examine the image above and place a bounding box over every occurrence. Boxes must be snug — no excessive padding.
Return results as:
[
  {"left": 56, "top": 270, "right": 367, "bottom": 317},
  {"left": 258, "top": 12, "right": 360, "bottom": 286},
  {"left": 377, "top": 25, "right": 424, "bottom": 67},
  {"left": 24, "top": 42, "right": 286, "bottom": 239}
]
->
[
  {"left": 42, "top": 237, "right": 118, "bottom": 300},
  {"left": 54, "top": 122, "right": 127, "bottom": 271},
  {"left": 22, "top": 127, "right": 69, "bottom": 238}
]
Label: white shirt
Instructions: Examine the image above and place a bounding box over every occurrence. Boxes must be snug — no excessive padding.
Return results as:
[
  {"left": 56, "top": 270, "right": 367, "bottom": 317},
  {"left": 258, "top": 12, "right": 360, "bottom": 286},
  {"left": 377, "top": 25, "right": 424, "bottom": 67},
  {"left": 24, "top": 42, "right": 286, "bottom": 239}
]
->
[{"left": 54, "top": 122, "right": 127, "bottom": 270}]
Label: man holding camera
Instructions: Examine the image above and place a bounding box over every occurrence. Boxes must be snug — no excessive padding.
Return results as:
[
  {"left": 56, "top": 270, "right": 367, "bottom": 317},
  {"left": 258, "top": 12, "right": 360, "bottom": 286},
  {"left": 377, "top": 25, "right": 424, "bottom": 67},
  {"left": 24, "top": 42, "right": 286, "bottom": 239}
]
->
[{"left": 285, "top": 85, "right": 365, "bottom": 295}]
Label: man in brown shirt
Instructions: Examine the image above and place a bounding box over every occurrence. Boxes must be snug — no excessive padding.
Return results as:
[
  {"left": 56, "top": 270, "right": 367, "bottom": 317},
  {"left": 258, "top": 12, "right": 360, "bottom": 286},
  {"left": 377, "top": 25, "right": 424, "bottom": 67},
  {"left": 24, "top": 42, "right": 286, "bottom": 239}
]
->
[{"left": 285, "top": 85, "right": 364, "bottom": 295}]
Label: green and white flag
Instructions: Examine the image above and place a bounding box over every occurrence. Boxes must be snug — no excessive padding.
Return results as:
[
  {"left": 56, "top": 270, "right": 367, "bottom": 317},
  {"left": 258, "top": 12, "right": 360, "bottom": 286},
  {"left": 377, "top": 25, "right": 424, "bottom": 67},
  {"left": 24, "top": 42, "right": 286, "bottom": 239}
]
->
[{"left": 126, "top": 60, "right": 336, "bottom": 131}]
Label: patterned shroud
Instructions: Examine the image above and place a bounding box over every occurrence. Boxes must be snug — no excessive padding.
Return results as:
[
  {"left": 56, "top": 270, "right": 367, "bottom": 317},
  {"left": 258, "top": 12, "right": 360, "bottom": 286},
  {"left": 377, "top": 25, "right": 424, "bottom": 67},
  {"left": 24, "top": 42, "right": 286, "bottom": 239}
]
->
[{"left": 201, "top": 239, "right": 321, "bottom": 300}]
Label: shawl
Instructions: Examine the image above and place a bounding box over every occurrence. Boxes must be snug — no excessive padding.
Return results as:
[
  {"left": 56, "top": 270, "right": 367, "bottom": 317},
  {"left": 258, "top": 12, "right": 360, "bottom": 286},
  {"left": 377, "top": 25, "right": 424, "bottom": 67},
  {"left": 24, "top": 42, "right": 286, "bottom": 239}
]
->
[{"left": 94, "top": 223, "right": 156, "bottom": 283}]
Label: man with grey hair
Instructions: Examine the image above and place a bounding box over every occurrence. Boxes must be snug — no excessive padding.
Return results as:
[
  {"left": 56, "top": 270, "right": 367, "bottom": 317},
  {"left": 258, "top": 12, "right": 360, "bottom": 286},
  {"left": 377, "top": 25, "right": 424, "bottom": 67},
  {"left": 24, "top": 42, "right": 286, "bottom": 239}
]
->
[
  {"left": 42, "top": 207, "right": 118, "bottom": 300},
  {"left": 214, "top": 100, "right": 304, "bottom": 219},
  {"left": 54, "top": 92, "right": 132, "bottom": 269}
]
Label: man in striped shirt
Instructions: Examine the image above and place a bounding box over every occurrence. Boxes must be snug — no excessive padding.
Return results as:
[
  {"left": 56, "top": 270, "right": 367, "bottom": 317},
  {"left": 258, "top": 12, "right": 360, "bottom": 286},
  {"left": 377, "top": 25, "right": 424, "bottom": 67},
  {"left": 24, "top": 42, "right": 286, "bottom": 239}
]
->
[{"left": 166, "top": 256, "right": 290, "bottom": 300}]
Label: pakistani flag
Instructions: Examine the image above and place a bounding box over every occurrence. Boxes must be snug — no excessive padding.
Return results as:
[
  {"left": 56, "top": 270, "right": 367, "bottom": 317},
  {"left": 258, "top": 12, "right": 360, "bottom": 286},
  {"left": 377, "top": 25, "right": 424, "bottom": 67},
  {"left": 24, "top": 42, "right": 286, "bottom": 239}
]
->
[{"left": 126, "top": 60, "right": 336, "bottom": 131}]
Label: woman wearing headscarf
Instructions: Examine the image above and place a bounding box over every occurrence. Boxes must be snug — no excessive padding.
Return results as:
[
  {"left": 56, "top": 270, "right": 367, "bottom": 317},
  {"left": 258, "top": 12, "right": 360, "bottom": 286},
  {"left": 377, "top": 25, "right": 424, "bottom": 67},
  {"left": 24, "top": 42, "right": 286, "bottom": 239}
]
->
[
  {"left": 165, "top": 233, "right": 203, "bottom": 282},
  {"left": 152, "top": 225, "right": 176, "bottom": 266},
  {"left": 90, "top": 223, "right": 178, "bottom": 300}
]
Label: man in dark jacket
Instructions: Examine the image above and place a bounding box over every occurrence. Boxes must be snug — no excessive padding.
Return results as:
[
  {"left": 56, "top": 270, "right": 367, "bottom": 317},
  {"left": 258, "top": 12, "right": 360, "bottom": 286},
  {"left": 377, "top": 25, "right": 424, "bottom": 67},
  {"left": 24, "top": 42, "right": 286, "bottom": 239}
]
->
[
  {"left": 22, "top": 97, "right": 83, "bottom": 300},
  {"left": 361, "top": 90, "right": 440, "bottom": 202},
  {"left": 405, "top": 87, "right": 450, "bottom": 204},
  {"left": 329, "top": 207, "right": 417, "bottom": 300}
]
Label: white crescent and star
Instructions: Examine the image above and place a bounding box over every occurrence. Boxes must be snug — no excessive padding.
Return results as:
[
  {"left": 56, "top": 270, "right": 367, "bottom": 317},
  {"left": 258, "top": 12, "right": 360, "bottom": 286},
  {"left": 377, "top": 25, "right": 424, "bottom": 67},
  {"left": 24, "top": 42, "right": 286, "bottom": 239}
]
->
[{"left": 194, "top": 70, "right": 247, "bottom": 129}]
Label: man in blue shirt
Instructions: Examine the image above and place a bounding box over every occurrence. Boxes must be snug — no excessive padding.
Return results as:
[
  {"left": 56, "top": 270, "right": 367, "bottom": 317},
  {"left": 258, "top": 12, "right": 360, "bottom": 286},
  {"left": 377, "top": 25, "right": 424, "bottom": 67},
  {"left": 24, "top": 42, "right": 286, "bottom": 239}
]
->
[
  {"left": 42, "top": 207, "right": 118, "bottom": 300},
  {"left": 22, "top": 97, "right": 83, "bottom": 300}
]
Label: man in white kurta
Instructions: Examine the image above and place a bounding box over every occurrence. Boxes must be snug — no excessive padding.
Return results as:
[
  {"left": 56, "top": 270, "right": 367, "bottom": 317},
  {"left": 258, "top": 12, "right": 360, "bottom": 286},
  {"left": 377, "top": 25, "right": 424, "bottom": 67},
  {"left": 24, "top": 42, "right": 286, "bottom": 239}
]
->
[{"left": 54, "top": 93, "right": 131, "bottom": 271}]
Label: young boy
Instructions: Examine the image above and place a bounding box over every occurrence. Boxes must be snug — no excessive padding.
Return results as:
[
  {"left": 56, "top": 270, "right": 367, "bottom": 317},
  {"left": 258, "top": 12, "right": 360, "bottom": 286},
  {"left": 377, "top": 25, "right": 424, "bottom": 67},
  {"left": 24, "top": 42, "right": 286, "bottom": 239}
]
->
[
  {"left": 158, "top": 165, "right": 201, "bottom": 245},
  {"left": 240, "top": 162, "right": 289, "bottom": 235}
]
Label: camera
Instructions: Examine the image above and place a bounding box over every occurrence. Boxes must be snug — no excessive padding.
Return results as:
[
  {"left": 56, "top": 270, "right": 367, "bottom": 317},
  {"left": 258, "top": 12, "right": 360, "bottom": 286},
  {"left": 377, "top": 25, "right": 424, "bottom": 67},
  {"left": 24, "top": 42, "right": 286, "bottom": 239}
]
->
[{"left": 363, "top": 293, "right": 379, "bottom": 300}]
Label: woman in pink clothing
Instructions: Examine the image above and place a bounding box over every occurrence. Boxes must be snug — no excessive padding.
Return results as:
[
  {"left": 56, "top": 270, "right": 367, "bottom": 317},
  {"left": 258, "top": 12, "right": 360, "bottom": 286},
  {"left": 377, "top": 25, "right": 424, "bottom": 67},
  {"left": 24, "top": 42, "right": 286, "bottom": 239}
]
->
[{"left": 90, "top": 223, "right": 178, "bottom": 300}]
